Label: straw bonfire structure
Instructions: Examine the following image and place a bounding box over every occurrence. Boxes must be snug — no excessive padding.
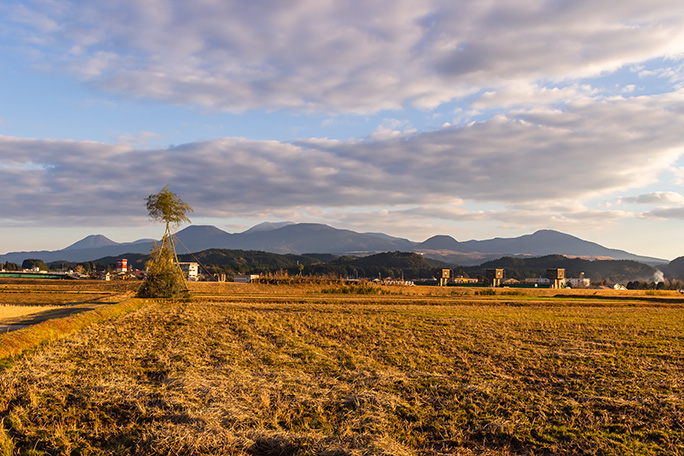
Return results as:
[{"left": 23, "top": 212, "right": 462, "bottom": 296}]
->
[{"left": 137, "top": 186, "right": 193, "bottom": 299}]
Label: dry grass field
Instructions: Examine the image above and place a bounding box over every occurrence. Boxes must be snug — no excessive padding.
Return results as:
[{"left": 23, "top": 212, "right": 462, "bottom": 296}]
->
[
  {"left": 0, "top": 280, "right": 683, "bottom": 455},
  {"left": 0, "top": 279, "right": 137, "bottom": 305},
  {"left": 0, "top": 280, "right": 139, "bottom": 333}
]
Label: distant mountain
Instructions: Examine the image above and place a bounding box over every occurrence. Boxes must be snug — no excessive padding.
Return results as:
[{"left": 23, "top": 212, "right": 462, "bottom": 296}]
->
[
  {"left": 0, "top": 223, "right": 668, "bottom": 268},
  {"left": 170, "top": 223, "right": 415, "bottom": 255},
  {"left": 363, "top": 232, "right": 414, "bottom": 243},
  {"left": 459, "top": 230, "right": 610, "bottom": 254},
  {"left": 662, "top": 256, "right": 684, "bottom": 281},
  {"left": 241, "top": 223, "right": 416, "bottom": 254},
  {"left": 64, "top": 234, "right": 118, "bottom": 250},
  {"left": 174, "top": 225, "right": 233, "bottom": 253},
  {"left": 242, "top": 221, "right": 294, "bottom": 233},
  {"left": 418, "top": 235, "right": 461, "bottom": 250},
  {"left": 0, "top": 239, "right": 156, "bottom": 265},
  {"left": 418, "top": 229, "right": 665, "bottom": 266}
]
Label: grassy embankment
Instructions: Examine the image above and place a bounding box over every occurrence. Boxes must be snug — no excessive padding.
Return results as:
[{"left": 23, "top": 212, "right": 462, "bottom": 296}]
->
[{"left": 0, "top": 281, "right": 683, "bottom": 455}]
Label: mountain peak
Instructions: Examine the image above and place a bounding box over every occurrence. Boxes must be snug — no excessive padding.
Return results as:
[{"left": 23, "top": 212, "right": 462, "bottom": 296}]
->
[
  {"left": 418, "top": 235, "right": 460, "bottom": 250},
  {"left": 64, "top": 234, "right": 118, "bottom": 251},
  {"left": 177, "top": 225, "right": 230, "bottom": 236},
  {"left": 242, "top": 221, "right": 295, "bottom": 233},
  {"left": 531, "top": 229, "right": 575, "bottom": 238}
]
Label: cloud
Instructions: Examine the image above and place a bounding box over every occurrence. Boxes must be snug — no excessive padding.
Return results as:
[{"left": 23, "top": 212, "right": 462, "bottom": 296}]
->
[
  {"left": 297, "top": 201, "right": 633, "bottom": 243},
  {"left": 619, "top": 191, "right": 684, "bottom": 205},
  {"left": 472, "top": 83, "right": 596, "bottom": 110},
  {"left": 7, "top": 3, "right": 59, "bottom": 34},
  {"left": 493, "top": 204, "right": 632, "bottom": 230},
  {"left": 1, "top": 90, "right": 683, "bottom": 227},
  {"left": 370, "top": 118, "right": 416, "bottom": 140},
  {"left": 7, "top": 0, "right": 684, "bottom": 113},
  {"left": 114, "top": 131, "right": 163, "bottom": 148},
  {"left": 639, "top": 207, "right": 684, "bottom": 219}
]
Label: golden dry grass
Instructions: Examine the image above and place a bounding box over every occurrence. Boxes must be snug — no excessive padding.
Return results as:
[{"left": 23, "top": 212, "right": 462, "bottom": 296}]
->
[
  {"left": 0, "top": 279, "right": 138, "bottom": 306},
  {"left": 188, "top": 280, "right": 684, "bottom": 298},
  {"left": 0, "top": 281, "right": 683, "bottom": 455}
]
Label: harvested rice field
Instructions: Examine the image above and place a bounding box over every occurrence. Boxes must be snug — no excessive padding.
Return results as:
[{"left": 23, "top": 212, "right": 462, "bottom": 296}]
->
[{"left": 0, "top": 280, "right": 683, "bottom": 455}]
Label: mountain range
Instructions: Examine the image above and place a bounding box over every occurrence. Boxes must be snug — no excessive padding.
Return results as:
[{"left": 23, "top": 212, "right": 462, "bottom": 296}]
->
[{"left": 0, "top": 222, "right": 667, "bottom": 266}]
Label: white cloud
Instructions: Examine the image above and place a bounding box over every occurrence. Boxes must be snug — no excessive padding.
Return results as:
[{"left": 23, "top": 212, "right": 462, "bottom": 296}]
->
[
  {"left": 1, "top": 90, "right": 683, "bottom": 227},
  {"left": 114, "top": 131, "right": 163, "bottom": 149},
  {"left": 472, "top": 83, "right": 596, "bottom": 110},
  {"left": 673, "top": 166, "right": 684, "bottom": 185},
  {"left": 370, "top": 118, "right": 416, "bottom": 139},
  {"left": 493, "top": 203, "right": 632, "bottom": 230},
  {"left": 7, "top": 0, "right": 684, "bottom": 113},
  {"left": 638, "top": 61, "right": 684, "bottom": 84},
  {"left": 639, "top": 207, "right": 684, "bottom": 219},
  {"left": 619, "top": 192, "right": 684, "bottom": 205},
  {"left": 7, "top": 3, "right": 59, "bottom": 33}
]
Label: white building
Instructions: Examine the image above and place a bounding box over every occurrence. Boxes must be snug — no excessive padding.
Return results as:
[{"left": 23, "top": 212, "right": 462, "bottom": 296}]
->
[
  {"left": 566, "top": 272, "right": 590, "bottom": 288},
  {"left": 178, "top": 262, "right": 199, "bottom": 280},
  {"left": 566, "top": 277, "right": 591, "bottom": 288}
]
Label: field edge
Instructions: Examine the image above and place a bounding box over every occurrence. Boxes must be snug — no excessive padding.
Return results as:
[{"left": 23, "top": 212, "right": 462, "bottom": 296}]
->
[{"left": 0, "top": 297, "right": 149, "bottom": 369}]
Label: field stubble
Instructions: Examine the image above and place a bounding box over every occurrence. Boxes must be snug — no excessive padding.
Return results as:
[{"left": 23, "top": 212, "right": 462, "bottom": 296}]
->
[{"left": 0, "top": 282, "right": 683, "bottom": 455}]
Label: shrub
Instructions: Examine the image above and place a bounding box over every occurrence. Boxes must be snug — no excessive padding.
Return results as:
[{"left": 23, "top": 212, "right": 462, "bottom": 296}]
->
[
  {"left": 501, "top": 290, "right": 525, "bottom": 296},
  {"left": 475, "top": 288, "right": 497, "bottom": 296},
  {"left": 321, "top": 283, "right": 396, "bottom": 295}
]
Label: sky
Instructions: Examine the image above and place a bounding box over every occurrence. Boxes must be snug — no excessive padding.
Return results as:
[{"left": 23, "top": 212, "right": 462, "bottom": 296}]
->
[{"left": 1, "top": 0, "right": 684, "bottom": 260}]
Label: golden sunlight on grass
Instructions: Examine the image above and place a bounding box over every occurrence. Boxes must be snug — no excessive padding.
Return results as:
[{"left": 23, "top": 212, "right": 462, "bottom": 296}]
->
[{"left": 0, "top": 280, "right": 683, "bottom": 455}]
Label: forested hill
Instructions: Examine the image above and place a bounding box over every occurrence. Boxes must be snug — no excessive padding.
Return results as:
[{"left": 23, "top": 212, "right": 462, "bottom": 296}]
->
[
  {"left": 186, "top": 250, "right": 452, "bottom": 279},
  {"left": 329, "top": 251, "right": 459, "bottom": 279},
  {"left": 464, "top": 255, "right": 659, "bottom": 283}
]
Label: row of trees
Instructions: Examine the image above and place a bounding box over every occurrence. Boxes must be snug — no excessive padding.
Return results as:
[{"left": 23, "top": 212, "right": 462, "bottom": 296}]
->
[
  {"left": 2, "top": 259, "right": 47, "bottom": 271},
  {"left": 626, "top": 280, "right": 684, "bottom": 290}
]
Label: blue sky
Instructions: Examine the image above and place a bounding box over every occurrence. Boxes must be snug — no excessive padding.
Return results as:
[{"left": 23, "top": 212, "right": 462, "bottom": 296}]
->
[{"left": 1, "top": 0, "right": 684, "bottom": 260}]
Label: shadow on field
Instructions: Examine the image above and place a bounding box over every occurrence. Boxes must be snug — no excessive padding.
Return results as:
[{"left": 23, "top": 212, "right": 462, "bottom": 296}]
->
[
  {"left": 248, "top": 435, "right": 303, "bottom": 456},
  {"left": 1, "top": 304, "right": 104, "bottom": 331}
]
